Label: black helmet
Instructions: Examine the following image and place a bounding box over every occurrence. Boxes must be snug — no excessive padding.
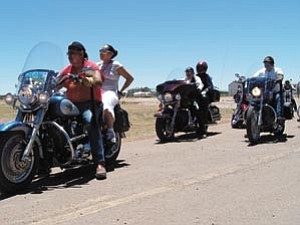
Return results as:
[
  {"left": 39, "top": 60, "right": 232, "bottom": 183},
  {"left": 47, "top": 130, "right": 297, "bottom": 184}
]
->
[
  {"left": 100, "top": 44, "right": 118, "bottom": 59},
  {"left": 196, "top": 61, "right": 208, "bottom": 73},
  {"left": 263, "top": 56, "right": 274, "bottom": 65},
  {"left": 185, "top": 67, "right": 194, "bottom": 74},
  {"left": 68, "top": 41, "right": 88, "bottom": 58}
]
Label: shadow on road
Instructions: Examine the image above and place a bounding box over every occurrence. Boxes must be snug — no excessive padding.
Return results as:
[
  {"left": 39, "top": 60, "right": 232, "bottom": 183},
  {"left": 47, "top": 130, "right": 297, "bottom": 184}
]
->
[
  {"left": 246, "top": 134, "right": 295, "bottom": 147},
  {"left": 0, "top": 159, "right": 130, "bottom": 200},
  {"left": 155, "top": 131, "right": 222, "bottom": 144}
]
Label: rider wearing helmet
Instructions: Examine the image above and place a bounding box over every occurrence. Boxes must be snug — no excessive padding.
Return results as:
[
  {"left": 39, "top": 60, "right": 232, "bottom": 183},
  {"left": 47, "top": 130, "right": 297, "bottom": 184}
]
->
[
  {"left": 195, "top": 61, "right": 214, "bottom": 136},
  {"left": 253, "top": 56, "right": 285, "bottom": 120},
  {"left": 184, "top": 66, "right": 204, "bottom": 90}
]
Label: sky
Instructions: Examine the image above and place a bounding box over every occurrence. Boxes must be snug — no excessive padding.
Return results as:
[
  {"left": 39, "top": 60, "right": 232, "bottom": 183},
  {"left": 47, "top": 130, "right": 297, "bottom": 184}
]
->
[{"left": 0, "top": 0, "right": 299, "bottom": 94}]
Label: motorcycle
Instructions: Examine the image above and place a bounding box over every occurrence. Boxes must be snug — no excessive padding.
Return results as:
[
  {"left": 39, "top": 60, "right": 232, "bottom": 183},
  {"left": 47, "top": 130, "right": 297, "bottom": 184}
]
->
[
  {"left": 231, "top": 73, "right": 248, "bottom": 128},
  {"left": 154, "top": 70, "right": 221, "bottom": 142},
  {"left": 0, "top": 42, "right": 130, "bottom": 194},
  {"left": 244, "top": 75, "right": 292, "bottom": 144}
]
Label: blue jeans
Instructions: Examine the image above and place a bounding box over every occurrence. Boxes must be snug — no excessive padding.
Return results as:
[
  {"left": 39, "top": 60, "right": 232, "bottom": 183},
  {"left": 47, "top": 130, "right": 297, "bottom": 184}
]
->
[
  {"left": 275, "top": 92, "right": 283, "bottom": 117},
  {"left": 76, "top": 102, "right": 105, "bottom": 165}
]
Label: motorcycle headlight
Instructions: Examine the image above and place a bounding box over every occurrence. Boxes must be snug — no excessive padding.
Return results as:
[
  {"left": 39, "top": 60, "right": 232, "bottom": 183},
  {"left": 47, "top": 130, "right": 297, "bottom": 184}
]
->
[
  {"left": 163, "top": 92, "right": 173, "bottom": 102},
  {"left": 18, "top": 86, "right": 36, "bottom": 105},
  {"left": 4, "top": 93, "right": 15, "bottom": 105},
  {"left": 157, "top": 94, "right": 163, "bottom": 102},
  {"left": 251, "top": 87, "right": 261, "bottom": 97},
  {"left": 38, "top": 92, "right": 50, "bottom": 104}
]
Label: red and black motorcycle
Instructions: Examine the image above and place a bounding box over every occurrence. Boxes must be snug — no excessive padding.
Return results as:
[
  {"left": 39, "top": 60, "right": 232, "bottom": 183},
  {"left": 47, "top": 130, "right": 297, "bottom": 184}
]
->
[{"left": 154, "top": 70, "right": 221, "bottom": 142}]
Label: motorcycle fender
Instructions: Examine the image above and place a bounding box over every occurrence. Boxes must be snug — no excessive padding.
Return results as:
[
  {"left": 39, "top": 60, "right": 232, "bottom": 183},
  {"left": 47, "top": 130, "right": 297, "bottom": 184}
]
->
[
  {"left": 0, "top": 121, "right": 34, "bottom": 146},
  {"left": 0, "top": 121, "right": 32, "bottom": 137}
]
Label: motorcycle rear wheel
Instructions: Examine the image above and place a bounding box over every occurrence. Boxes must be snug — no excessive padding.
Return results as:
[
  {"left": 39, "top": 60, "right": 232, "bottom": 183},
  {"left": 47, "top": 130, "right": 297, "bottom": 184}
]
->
[
  {"left": 155, "top": 118, "right": 174, "bottom": 142},
  {"left": 0, "top": 133, "right": 39, "bottom": 194},
  {"left": 105, "top": 132, "right": 121, "bottom": 166},
  {"left": 246, "top": 106, "right": 260, "bottom": 144}
]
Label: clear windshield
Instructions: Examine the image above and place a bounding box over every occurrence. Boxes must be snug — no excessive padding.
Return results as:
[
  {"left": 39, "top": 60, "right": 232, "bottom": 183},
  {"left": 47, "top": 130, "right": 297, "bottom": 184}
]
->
[
  {"left": 16, "top": 42, "right": 65, "bottom": 94},
  {"left": 166, "top": 68, "right": 186, "bottom": 81},
  {"left": 22, "top": 42, "right": 64, "bottom": 73}
]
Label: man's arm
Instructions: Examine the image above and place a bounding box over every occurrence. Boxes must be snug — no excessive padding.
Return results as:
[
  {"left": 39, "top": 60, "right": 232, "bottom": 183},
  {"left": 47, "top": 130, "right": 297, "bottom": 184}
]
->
[{"left": 194, "top": 75, "right": 204, "bottom": 90}]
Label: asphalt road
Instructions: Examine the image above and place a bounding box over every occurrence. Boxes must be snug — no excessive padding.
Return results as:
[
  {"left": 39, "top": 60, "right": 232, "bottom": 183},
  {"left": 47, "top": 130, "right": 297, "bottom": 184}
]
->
[{"left": 1, "top": 118, "right": 300, "bottom": 225}]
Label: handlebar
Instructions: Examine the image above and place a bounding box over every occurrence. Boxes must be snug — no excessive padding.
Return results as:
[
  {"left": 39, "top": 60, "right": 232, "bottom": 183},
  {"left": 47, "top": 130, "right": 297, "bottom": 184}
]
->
[{"left": 56, "top": 72, "right": 86, "bottom": 86}]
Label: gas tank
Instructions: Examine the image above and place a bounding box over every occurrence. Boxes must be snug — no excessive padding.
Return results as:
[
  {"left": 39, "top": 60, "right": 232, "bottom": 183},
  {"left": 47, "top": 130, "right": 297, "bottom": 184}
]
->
[{"left": 48, "top": 95, "right": 80, "bottom": 118}]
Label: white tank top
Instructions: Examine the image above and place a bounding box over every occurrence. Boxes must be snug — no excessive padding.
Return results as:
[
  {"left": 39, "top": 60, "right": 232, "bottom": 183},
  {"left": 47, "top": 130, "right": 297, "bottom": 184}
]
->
[{"left": 97, "top": 60, "right": 123, "bottom": 92}]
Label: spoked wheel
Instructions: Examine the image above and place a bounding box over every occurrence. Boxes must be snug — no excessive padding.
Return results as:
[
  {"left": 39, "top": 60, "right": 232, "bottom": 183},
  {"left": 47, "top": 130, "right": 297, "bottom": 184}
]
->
[
  {"left": 105, "top": 132, "right": 121, "bottom": 166},
  {"left": 246, "top": 106, "right": 260, "bottom": 144},
  {"left": 0, "top": 133, "right": 39, "bottom": 194},
  {"left": 155, "top": 118, "right": 174, "bottom": 142}
]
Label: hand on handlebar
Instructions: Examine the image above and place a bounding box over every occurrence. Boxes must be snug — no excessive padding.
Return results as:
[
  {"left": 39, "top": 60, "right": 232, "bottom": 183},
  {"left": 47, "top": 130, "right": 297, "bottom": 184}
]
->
[
  {"left": 56, "top": 71, "right": 95, "bottom": 87},
  {"left": 82, "top": 77, "right": 94, "bottom": 87}
]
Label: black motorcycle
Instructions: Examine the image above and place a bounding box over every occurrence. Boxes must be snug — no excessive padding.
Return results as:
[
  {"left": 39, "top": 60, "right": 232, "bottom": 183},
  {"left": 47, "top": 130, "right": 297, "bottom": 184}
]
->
[
  {"left": 231, "top": 73, "right": 248, "bottom": 128},
  {"left": 245, "top": 76, "right": 292, "bottom": 144},
  {"left": 154, "top": 76, "right": 221, "bottom": 142},
  {"left": 0, "top": 43, "right": 130, "bottom": 194}
]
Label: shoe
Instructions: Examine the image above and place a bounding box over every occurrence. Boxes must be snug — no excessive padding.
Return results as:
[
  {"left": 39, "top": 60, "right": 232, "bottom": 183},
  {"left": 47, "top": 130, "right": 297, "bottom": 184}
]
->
[
  {"left": 106, "top": 129, "right": 116, "bottom": 143},
  {"left": 95, "top": 164, "right": 107, "bottom": 180}
]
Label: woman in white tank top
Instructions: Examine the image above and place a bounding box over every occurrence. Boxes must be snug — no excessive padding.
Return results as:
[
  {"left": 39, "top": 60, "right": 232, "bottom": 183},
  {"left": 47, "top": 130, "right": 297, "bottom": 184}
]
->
[{"left": 97, "top": 44, "right": 134, "bottom": 141}]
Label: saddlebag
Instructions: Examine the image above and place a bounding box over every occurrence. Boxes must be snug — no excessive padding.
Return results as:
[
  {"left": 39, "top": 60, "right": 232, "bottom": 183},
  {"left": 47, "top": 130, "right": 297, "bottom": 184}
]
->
[
  {"left": 208, "top": 89, "right": 220, "bottom": 102},
  {"left": 114, "top": 106, "right": 131, "bottom": 132}
]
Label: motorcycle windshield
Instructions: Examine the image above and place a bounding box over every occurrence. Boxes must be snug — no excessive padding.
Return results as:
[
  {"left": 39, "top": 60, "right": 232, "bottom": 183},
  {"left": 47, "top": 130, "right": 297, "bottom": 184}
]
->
[
  {"left": 245, "top": 77, "right": 275, "bottom": 93},
  {"left": 156, "top": 68, "right": 188, "bottom": 94},
  {"left": 16, "top": 42, "right": 65, "bottom": 94}
]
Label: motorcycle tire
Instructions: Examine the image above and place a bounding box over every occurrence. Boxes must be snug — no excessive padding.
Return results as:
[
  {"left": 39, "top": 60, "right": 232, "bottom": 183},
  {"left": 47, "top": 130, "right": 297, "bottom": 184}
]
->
[
  {"left": 155, "top": 118, "right": 174, "bottom": 142},
  {"left": 105, "top": 132, "right": 121, "bottom": 166},
  {"left": 0, "top": 132, "right": 39, "bottom": 194},
  {"left": 246, "top": 106, "right": 260, "bottom": 145}
]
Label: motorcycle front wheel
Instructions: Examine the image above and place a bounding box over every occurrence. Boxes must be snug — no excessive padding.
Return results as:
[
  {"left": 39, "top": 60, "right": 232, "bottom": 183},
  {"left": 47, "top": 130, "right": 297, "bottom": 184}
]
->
[
  {"left": 155, "top": 118, "right": 174, "bottom": 142},
  {"left": 0, "top": 132, "right": 39, "bottom": 194},
  {"left": 246, "top": 106, "right": 261, "bottom": 144}
]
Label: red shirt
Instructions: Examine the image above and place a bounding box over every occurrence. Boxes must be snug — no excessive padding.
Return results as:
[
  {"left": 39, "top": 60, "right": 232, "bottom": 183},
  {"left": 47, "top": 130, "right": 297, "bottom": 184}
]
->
[{"left": 58, "top": 60, "right": 102, "bottom": 103}]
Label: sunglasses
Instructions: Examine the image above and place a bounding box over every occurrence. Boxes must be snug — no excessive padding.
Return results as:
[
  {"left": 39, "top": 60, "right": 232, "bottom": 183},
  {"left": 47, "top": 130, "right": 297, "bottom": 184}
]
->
[{"left": 99, "top": 49, "right": 112, "bottom": 54}]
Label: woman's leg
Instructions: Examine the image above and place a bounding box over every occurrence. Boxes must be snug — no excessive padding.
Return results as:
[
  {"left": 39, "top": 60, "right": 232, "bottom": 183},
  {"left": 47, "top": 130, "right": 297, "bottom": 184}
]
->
[
  {"left": 103, "top": 109, "right": 114, "bottom": 128},
  {"left": 102, "top": 91, "right": 119, "bottom": 141}
]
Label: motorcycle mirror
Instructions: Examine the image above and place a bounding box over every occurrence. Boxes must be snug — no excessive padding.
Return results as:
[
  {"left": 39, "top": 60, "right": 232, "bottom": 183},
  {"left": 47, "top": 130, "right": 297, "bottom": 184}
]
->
[
  {"left": 235, "top": 73, "right": 240, "bottom": 78},
  {"left": 18, "top": 73, "right": 24, "bottom": 82}
]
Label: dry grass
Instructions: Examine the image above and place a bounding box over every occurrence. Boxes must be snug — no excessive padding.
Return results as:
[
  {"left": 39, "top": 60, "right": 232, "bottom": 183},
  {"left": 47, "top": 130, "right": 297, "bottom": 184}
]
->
[
  {"left": 121, "top": 101, "right": 158, "bottom": 142},
  {"left": 0, "top": 101, "right": 17, "bottom": 123}
]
